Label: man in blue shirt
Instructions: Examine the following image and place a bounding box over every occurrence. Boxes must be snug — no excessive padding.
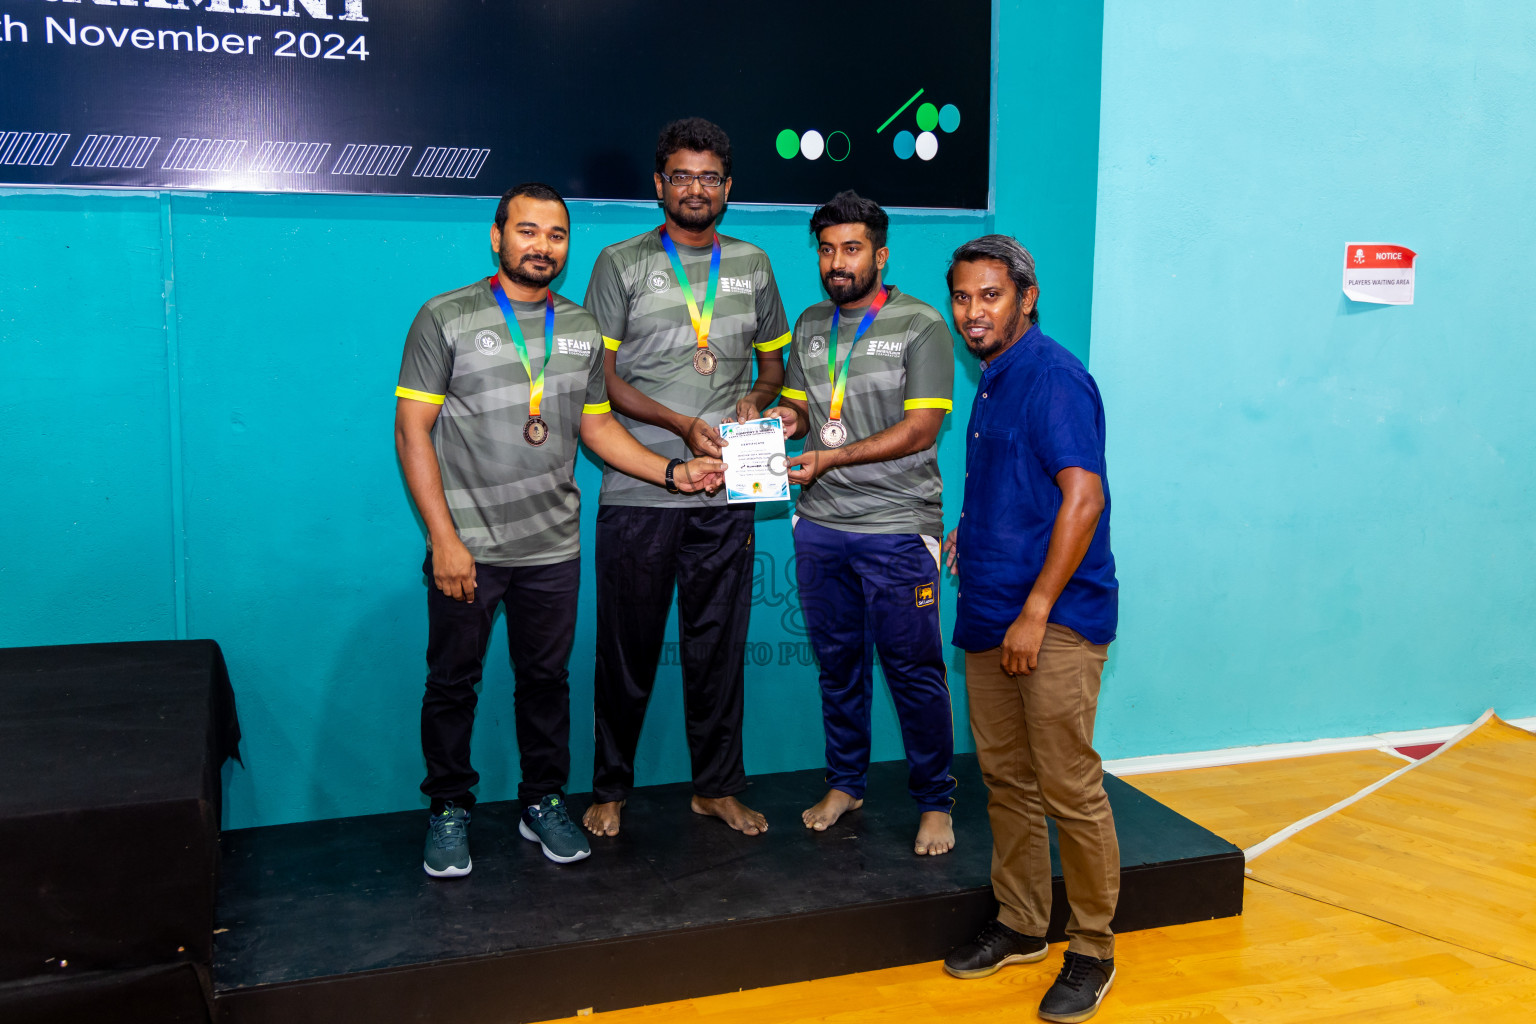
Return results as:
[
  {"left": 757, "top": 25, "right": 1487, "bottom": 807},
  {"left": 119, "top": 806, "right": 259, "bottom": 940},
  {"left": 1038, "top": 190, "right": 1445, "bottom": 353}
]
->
[{"left": 938, "top": 235, "right": 1120, "bottom": 1023}]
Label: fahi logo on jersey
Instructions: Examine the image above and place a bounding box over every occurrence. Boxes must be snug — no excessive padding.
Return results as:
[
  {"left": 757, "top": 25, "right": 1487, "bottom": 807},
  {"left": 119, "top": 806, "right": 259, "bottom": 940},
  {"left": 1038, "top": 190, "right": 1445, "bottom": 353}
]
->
[
  {"left": 647, "top": 271, "right": 670, "bottom": 294},
  {"left": 556, "top": 337, "right": 592, "bottom": 357},
  {"left": 915, "top": 582, "right": 936, "bottom": 608},
  {"left": 474, "top": 330, "right": 502, "bottom": 355},
  {"left": 720, "top": 276, "right": 753, "bottom": 296},
  {"left": 867, "top": 339, "right": 906, "bottom": 358}
]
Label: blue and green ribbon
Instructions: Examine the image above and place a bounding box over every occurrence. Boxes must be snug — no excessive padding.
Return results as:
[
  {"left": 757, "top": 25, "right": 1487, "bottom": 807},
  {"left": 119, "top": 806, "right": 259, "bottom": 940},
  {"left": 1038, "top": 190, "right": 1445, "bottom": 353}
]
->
[
  {"left": 489, "top": 276, "right": 555, "bottom": 417},
  {"left": 827, "top": 285, "right": 890, "bottom": 423},
  {"left": 659, "top": 228, "right": 721, "bottom": 354}
]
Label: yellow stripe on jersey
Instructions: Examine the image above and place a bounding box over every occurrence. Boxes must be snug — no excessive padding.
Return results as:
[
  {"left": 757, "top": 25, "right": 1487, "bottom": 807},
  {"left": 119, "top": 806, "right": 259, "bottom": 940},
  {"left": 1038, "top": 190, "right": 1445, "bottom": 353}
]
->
[
  {"left": 753, "top": 331, "right": 792, "bottom": 353},
  {"left": 582, "top": 401, "right": 613, "bottom": 415},
  {"left": 603, "top": 336, "right": 623, "bottom": 351},
  {"left": 780, "top": 387, "right": 808, "bottom": 401},
  {"left": 395, "top": 386, "right": 445, "bottom": 405},
  {"left": 904, "top": 398, "right": 954, "bottom": 412}
]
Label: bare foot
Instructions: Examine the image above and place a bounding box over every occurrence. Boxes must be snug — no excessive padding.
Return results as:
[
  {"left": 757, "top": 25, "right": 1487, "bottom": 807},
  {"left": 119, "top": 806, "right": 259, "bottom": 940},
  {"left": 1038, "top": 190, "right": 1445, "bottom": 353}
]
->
[
  {"left": 915, "top": 811, "right": 955, "bottom": 856},
  {"left": 801, "top": 789, "right": 864, "bottom": 831},
  {"left": 691, "top": 795, "right": 768, "bottom": 835},
  {"left": 582, "top": 799, "right": 625, "bottom": 837}
]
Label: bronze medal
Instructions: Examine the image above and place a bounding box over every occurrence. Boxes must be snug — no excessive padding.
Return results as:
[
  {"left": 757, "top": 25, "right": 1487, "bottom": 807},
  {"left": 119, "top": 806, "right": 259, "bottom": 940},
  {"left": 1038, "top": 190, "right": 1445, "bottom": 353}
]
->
[
  {"left": 692, "top": 346, "right": 717, "bottom": 375},
  {"left": 820, "top": 419, "right": 848, "bottom": 448},
  {"left": 523, "top": 415, "right": 549, "bottom": 446}
]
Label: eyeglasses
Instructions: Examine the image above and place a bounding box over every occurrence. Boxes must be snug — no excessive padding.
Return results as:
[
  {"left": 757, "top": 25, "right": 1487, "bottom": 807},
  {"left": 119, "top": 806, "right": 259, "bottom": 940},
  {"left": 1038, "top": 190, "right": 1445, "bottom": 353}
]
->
[{"left": 659, "top": 172, "right": 725, "bottom": 188}]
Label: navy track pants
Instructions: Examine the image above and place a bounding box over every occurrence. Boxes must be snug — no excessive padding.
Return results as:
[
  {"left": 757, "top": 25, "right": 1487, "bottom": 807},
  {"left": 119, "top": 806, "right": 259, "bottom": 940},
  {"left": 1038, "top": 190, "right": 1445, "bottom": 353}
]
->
[{"left": 793, "top": 517, "right": 955, "bottom": 812}]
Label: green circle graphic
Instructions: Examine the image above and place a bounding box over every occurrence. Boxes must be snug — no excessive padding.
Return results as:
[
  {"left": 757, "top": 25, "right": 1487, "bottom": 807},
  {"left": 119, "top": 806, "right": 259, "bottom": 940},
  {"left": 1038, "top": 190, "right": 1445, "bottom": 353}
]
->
[
  {"left": 826, "top": 131, "right": 851, "bottom": 162},
  {"left": 775, "top": 129, "right": 800, "bottom": 159},
  {"left": 939, "top": 103, "right": 961, "bottom": 133},
  {"left": 915, "top": 102, "right": 940, "bottom": 132}
]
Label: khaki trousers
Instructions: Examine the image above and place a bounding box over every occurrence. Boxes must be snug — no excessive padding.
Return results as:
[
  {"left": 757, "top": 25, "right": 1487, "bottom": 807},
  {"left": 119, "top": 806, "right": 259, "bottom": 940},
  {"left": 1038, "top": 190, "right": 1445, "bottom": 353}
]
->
[{"left": 965, "top": 624, "right": 1119, "bottom": 959}]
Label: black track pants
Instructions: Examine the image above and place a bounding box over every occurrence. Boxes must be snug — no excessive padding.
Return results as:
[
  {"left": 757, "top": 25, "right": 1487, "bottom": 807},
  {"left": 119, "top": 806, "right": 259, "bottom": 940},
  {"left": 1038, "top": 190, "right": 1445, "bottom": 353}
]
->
[
  {"left": 419, "top": 555, "right": 579, "bottom": 811},
  {"left": 591, "top": 504, "right": 755, "bottom": 802}
]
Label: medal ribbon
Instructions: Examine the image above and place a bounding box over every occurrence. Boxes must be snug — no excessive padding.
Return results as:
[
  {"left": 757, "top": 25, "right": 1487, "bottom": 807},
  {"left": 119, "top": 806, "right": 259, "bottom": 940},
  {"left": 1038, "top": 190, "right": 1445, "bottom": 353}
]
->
[
  {"left": 826, "top": 286, "right": 891, "bottom": 423},
  {"left": 489, "top": 276, "right": 555, "bottom": 417},
  {"left": 659, "top": 228, "right": 721, "bottom": 351}
]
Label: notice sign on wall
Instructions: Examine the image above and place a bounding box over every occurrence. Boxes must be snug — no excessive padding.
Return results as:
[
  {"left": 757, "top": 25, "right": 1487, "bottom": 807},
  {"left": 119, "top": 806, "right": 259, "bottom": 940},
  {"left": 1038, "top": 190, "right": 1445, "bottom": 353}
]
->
[
  {"left": 1344, "top": 244, "right": 1417, "bottom": 305},
  {"left": 0, "top": 0, "right": 990, "bottom": 207}
]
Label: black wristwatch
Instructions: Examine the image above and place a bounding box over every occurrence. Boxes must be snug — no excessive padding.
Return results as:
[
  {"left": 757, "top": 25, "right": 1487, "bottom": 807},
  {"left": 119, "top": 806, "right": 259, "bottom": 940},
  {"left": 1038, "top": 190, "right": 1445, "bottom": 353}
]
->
[{"left": 664, "top": 458, "right": 685, "bottom": 494}]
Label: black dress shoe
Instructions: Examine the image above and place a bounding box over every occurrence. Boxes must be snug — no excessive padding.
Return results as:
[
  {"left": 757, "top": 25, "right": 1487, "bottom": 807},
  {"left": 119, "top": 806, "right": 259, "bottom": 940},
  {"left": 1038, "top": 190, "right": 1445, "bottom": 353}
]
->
[
  {"left": 943, "top": 919, "right": 1049, "bottom": 979},
  {"left": 1038, "top": 950, "right": 1115, "bottom": 1022}
]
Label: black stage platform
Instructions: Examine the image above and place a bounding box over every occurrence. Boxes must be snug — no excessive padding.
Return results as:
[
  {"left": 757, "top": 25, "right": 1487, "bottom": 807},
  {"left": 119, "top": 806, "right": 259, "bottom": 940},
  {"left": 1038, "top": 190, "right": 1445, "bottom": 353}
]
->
[
  {"left": 0, "top": 640, "right": 240, "bottom": 1023},
  {"left": 215, "top": 756, "right": 1242, "bottom": 1024}
]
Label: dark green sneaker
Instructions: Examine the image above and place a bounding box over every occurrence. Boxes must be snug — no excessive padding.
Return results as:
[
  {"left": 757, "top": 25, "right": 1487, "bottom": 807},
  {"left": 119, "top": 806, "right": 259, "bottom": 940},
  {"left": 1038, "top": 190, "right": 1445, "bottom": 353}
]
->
[
  {"left": 518, "top": 795, "right": 590, "bottom": 864},
  {"left": 423, "top": 804, "right": 471, "bottom": 878}
]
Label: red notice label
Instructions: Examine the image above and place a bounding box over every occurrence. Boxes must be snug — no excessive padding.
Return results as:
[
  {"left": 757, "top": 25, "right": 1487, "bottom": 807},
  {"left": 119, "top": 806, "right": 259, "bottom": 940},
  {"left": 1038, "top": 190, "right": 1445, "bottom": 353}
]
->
[{"left": 1346, "top": 244, "right": 1417, "bottom": 269}]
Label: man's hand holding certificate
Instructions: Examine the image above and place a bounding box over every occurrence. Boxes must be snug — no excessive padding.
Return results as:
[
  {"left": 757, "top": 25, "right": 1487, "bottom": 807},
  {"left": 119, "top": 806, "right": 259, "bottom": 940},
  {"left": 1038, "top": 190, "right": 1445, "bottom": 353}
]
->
[{"left": 719, "top": 418, "right": 790, "bottom": 503}]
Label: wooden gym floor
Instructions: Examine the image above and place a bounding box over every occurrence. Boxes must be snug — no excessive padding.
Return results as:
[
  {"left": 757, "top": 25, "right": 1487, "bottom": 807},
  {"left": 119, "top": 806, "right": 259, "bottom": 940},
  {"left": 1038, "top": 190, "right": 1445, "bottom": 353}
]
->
[{"left": 542, "top": 728, "right": 1536, "bottom": 1023}]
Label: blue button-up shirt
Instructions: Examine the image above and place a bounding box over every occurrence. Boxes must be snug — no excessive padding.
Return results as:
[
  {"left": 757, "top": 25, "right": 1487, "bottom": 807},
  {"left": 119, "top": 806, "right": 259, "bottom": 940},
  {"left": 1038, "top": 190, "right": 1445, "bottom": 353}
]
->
[{"left": 953, "top": 325, "right": 1118, "bottom": 649}]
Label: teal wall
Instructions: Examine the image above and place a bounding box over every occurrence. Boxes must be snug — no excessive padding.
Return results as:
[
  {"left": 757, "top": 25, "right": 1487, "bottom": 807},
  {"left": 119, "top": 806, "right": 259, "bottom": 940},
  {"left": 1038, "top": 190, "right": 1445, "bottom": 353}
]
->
[
  {"left": 1, "top": 193, "right": 177, "bottom": 643},
  {"left": 1088, "top": 0, "right": 1536, "bottom": 758},
  {"left": 993, "top": 0, "right": 1104, "bottom": 361},
  {"left": 0, "top": 3, "right": 1109, "bottom": 829}
]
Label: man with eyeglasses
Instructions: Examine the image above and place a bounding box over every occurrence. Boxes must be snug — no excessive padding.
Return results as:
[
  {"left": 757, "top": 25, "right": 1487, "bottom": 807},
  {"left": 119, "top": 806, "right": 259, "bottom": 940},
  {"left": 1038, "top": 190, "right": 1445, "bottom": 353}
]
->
[{"left": 581, "top": 118, "right": 789, "bottom": 839}]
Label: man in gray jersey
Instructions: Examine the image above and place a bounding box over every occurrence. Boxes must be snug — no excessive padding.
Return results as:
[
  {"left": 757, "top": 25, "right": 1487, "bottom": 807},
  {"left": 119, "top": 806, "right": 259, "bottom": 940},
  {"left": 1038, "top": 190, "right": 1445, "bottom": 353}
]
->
[
  {"left": 395, "top": 182, "right": 723, "bottom": 878},
  {"left": 581, "top": 118, "right": 790, "bottom": 839},
  {"left": 765, "top": 191, "right": 957, "bottom": 856}
]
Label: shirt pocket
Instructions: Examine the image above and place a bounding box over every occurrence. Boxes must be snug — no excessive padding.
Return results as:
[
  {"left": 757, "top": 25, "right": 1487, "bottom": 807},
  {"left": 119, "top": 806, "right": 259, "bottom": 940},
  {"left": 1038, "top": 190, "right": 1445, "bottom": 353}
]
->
[{"left": 967, "top": 425, "right": 1015, "bottom": 472}]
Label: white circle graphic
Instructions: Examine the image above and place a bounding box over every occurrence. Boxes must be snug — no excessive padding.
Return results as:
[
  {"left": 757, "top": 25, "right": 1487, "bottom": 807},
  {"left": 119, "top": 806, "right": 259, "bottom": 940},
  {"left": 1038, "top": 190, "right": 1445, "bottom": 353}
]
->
[
  {"left": 915, "top": 131, "right": 939, "bottom": 161},
  {"left": 800, "top": 130, "right": 825, "bottom": 161}
]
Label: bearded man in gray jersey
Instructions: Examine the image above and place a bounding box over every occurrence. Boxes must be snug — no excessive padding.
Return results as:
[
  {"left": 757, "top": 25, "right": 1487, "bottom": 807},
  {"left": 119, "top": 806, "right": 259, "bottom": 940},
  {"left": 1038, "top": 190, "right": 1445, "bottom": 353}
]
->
[
  {"left": 395, "top": 182, "right": 723, "bottom": 878},
  {"left": 765, "top": 191, "right": 956, "bottom": 857}
]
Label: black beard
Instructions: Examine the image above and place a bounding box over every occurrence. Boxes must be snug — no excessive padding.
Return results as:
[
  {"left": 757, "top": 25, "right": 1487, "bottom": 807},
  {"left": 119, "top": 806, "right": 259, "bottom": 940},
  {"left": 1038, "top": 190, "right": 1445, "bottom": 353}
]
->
[
  {"left": 501, "top": 250, "right": 558, "bottom": 288},
  {"left": 668, "top": 197, "right": 719, "bottom": 232},
  {"left": 823, "top": 265, "right": 879, "bottom": 305},
  {"left": 962, "top": 302, "right": 1025, "bottom": 360},
  {"left": 964, "top": 334, "right": 1007, "bottom": 360}
]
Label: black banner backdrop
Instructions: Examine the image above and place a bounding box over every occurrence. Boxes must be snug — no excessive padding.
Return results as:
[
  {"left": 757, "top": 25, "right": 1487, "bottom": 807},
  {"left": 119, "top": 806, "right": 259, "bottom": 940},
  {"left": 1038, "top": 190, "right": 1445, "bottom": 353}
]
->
[{"left": 0, "top": 0, "right": 991, "bottom": 208}]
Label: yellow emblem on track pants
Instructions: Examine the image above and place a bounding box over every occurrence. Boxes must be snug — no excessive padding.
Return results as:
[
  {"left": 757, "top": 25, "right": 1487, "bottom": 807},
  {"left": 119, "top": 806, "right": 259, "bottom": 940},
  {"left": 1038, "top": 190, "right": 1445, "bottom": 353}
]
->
[{"left": 915, "top": 582, "right": 935, "bottom": 608}]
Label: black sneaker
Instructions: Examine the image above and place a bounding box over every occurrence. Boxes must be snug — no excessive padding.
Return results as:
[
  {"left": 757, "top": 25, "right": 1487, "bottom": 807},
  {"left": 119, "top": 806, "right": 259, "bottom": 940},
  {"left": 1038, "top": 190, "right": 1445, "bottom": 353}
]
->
[
  {"left": 943, "top": 919, "right": 1049, "bottom": 979},
  {"left": 1038, "top": 950, "right": 1115, "bottom": 1023}
]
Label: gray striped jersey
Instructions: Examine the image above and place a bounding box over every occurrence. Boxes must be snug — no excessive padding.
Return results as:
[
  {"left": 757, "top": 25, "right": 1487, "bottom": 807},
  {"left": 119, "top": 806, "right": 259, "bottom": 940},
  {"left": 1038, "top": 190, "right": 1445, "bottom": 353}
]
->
[
  {"left": 782, "top": 286, "right": 954, "bottom": 537},
  {"left": 396, "top": 278, "right": 610, "bottom": 567},
  {"left": 584, "top": 228, "right": 790, "bottom": 508}
]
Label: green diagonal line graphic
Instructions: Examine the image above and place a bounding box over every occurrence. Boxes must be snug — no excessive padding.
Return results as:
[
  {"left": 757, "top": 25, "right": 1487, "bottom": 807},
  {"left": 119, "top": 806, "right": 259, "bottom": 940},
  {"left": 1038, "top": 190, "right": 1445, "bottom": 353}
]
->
[{"left": 876, "top": 88, "right": 925, "bottom": 134}]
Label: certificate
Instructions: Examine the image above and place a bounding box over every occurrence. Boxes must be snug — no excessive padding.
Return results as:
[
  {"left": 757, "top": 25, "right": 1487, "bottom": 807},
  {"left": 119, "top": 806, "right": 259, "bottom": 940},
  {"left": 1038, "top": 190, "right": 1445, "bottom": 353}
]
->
[{"left": 719, "top": 418, "right": 790, "bottom": 504}]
